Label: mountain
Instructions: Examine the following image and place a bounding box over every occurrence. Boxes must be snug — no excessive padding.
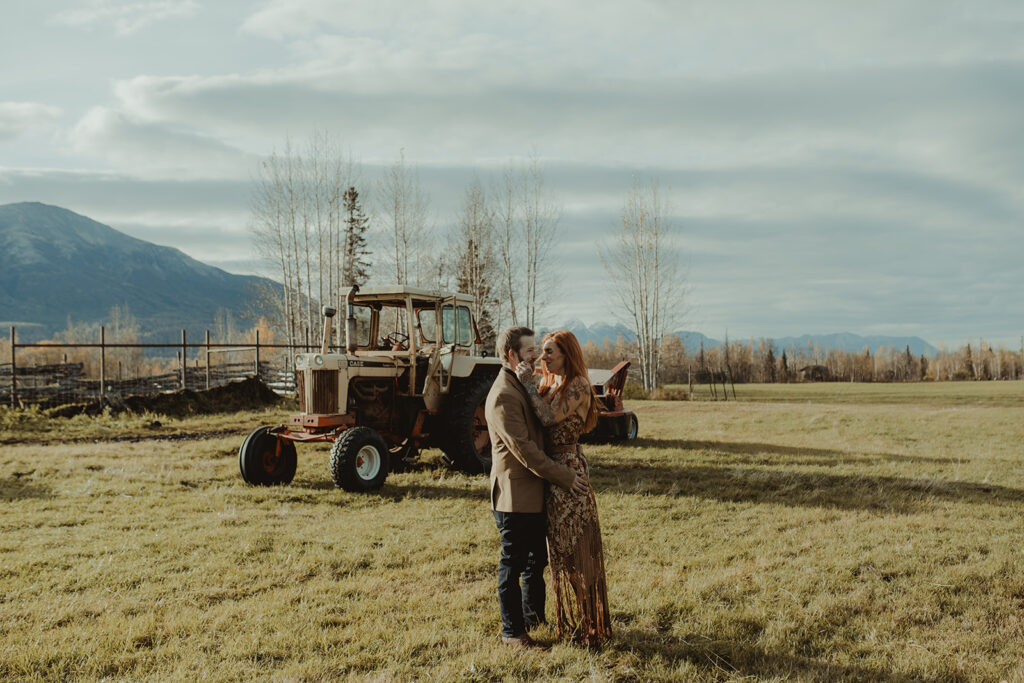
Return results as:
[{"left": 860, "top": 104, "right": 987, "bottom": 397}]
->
[
  {"left": 547, "top": 320, "right": 937, "bottom": 356},
  {"left": 0, "top": 202, "right": 277, "bottom": 342},
  {"left": 769, "top": 333, "right": 936, "bottom": 357},
  {"left": 544, "top": 320, "right": 720, "bottom": 352}
]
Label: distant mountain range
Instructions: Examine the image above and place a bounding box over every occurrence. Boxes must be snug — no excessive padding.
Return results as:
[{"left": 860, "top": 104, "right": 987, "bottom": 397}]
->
[
  {"left": 0, "top": 202, "right": 276, "bottom": 342},
  {"left": 548, "top": 320, "right": 937, "bottom": 356},
  {"left": 1, "top": 202, "right": 938, "bottom": 355}
]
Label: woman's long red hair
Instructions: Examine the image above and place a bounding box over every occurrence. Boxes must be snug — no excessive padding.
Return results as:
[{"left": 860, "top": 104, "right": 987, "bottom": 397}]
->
[{"left": 539, "top": 330, "right": 599, "bottom": 433}]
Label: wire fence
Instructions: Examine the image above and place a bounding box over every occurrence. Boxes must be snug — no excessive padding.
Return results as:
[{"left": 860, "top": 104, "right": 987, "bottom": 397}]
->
[{"left": 1, "top": 325, "right": 331, "bottom": 409}]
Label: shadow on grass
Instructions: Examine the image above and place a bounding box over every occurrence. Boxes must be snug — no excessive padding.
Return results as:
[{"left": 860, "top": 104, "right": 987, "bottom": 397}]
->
[
  {"left": 611, "top": 627, "right": 959, "bottom": 682},
  {"left": 382, "top": 483, "right": 487, "bottom": 502},
  {"left": 290, "top": 476, "right": 487, "bottom": 502},
  {"left": 0, "top": 477, "right": 52, "bottom": 501},
  {"left": 591, "top": 459, "right": 1024, "bottom": 512},
  {"left": 630, "top": 437, "right": 958, "bottom": 465}
]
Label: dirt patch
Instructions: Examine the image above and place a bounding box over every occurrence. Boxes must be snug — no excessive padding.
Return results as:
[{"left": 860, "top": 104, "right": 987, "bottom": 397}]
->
[{"left": 46, "top": 378, "right": 288, "bottom": 419}]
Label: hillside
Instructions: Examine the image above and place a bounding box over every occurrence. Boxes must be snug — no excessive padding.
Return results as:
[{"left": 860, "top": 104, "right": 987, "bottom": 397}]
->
[{"left": 0, "top": 202, "right": 276, "bottom": 342}]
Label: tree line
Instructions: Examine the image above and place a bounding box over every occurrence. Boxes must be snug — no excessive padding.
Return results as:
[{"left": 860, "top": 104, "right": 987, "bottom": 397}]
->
[
  {"left": 580, "top": 335, "right": 1024, "bottom": 384},
  {"left": 5, "top": 312, "right": 1019, "bottom": 389}
]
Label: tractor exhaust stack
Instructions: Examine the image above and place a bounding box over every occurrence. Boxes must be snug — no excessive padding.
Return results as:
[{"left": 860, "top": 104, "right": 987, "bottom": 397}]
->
[
  {"left": 345, "top": 285, "right": 360, "bottom": 353},
  {"left": 321, "top": 305, "right": 337, "bottom": 354}
]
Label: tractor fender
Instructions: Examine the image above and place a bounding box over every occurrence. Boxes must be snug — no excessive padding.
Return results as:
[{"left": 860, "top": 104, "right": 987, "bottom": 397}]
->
[{"left": 451, "top": 355, "right": 502, "bottom": 378}]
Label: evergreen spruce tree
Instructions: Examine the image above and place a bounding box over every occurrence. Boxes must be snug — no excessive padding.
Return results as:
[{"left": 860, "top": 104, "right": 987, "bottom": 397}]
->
[
  {"left": 342, "top": 186, "right": 371, "bottom": 287},
  {"left": 764, "top": 343, "right": 777, "bottom": 383}
]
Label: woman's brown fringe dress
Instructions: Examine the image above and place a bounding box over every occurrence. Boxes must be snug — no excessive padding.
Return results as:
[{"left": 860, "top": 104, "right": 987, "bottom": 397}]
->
[{"left": 545, "top": 414, "right": 612, "bottom": 647}]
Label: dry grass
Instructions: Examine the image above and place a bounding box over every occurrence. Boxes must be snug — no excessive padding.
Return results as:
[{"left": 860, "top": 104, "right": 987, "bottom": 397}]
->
[
  {"left": 2, "top": 383, "right": 1024, "bottom": 680},
  {"left": 677, "top": 380, "right": 1024, "bottom": 406}
]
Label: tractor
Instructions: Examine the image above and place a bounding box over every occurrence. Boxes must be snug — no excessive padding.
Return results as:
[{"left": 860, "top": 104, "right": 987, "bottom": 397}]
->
[
  {"left": 586, "top": 360, "right": 639, "bottom": 442},
  {"left": 239, "top": 285, "right": 501, "bottom": 491},
  {"left": 237, "top": 285, "right": 638, "bottom": 492}
]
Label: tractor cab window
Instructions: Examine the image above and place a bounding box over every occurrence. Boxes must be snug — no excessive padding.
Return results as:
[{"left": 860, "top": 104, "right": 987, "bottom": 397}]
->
[
  {"left": 352, "top": 305, "right": 372, "bottom": 347},
  {"left": 442, "top": 304, "right": 474, "bottom": 347},
  {"left": 375, "top": 304, "right": 415, "bottom": 349},
  {"left": 417, "top": 307, "right": 437, "bottom": 343}
]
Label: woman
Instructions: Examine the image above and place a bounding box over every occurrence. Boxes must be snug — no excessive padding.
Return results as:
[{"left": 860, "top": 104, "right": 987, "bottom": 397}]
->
[{"left": 515, "top": 330, "right": 611, "bottom": 647}]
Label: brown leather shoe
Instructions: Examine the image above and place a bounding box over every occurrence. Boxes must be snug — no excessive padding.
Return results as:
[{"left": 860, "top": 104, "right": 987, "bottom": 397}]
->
[{"left": 501, "top": 634, "right": 550, "bottom": 651}]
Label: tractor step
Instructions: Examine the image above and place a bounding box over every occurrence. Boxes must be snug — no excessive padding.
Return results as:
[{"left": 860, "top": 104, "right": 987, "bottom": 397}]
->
[{"left": 289, "top": 413, "right": 355, "bottom": 429}]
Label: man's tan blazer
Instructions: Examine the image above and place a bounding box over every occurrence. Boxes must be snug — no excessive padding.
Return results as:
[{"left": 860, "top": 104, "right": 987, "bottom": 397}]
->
[{"left": 486, "top": 369, "right": 576, "bottom": 513}]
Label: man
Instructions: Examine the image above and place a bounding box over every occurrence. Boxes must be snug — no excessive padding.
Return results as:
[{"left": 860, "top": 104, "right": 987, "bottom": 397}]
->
[{"left": 486, "top": 325, "right": 589, "bottom": 649}]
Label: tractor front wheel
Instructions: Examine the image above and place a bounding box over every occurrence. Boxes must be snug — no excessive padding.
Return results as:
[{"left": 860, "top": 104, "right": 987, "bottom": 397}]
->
[
  {"left": 239, "top": 426, "right": 297, "bottom": 486},
  {"left": 330, "top": 427, "right": 390, "bottom": 492},
  {"left": 626, "top": 413, "right": 639, "bottom": 440}
]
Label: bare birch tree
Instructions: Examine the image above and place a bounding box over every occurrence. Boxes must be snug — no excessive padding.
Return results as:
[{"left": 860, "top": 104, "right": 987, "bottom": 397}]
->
[
  {"left": 454, "top": 178, "right": 500, "bottom": 350},
  {"left": 494, "top": 165, "right": 521, "bottom": 324},
  {"left": 600, "top": 178, "right": 685, "bottom": 391},
  {"left": 250, "top": 132, "right": 357, "bottom": 352},
  {"left": 494, "top": 156, "right": 561, "bottom": 328},
  {"left": 520, "top": 157, "right": 560, "bottom": 329},
  {"left": 378, "top": 150, "right": 429, "bottom": 286},
  {"left": 251, "top": 139, "right": 298, "bottom": 346}
]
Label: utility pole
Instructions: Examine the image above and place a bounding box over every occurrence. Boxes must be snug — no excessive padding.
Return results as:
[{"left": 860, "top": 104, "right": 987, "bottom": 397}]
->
[
  {"left": 100, "top": 326, "right": 106, "bottom": 403},
  {"left": 9, "top": 326, "right": 16, "bottom": 409}
]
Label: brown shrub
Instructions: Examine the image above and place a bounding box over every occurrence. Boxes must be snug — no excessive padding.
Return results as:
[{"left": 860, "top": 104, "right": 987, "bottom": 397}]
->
[
  {"left": 651, "top": 387, "right": 689, "bottom": 401},
  {"left": 622, "top": 381, "right": 650, "bottom": 400}
]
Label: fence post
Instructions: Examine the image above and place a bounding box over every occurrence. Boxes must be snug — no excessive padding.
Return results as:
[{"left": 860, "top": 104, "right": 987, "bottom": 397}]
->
[
  {"left": 9, "top": 326, "right": 16, "bottom": 409},
  {"left": 205, "top": 330, "right": 211, "bottom": 390},
  {"left": 255, "top": 329, "right": 261, "bottom": 379},
  {"left": 181, "top": 329, "right": 187, "bottom": 391},
  {"left": 99, "top": 326, "right": 106, "bottom": 403}
]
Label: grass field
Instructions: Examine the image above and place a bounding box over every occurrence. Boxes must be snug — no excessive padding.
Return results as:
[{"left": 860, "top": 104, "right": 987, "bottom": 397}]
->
[
  {"left": 677, "top": 379, "right": 1024, "bottom": 406},
  {"left": 2, "top": 382, "right": 1024, "bottom": 681}
]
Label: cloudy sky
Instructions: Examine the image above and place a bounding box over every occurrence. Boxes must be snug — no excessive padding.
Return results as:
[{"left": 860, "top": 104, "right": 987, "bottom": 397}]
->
[{"left": 2, "top": 1, "right": 1022, "bottom": 347}]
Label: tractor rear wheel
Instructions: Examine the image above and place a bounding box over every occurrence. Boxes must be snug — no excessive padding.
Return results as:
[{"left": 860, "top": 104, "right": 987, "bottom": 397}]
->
[
  {"left": 441, "top": 374, "right": 495, "bottom": 475},
  {"left": 330, "top": 427, "right": 390, "bottom": 492},
  {"left": 239, "top": 426, "right": 297, "bottom": 486}
]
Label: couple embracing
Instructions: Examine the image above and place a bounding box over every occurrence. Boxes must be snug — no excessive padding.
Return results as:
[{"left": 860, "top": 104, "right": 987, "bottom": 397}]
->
[{"left": 485, "top": 325, "right": 611, "bottom": 649}]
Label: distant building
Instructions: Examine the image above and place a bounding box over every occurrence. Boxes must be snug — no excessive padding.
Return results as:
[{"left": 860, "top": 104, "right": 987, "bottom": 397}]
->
[{"left": 799, "top": 365, "right": 831, "bottom": 382}]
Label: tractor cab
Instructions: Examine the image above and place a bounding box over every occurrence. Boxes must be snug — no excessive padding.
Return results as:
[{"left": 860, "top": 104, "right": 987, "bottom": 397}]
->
[{"left": 342, "top": 287, "right": 477, "bottom": 354}]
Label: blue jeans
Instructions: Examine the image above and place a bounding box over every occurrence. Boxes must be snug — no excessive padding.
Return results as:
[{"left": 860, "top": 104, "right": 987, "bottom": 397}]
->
[{"left": 493, "top": 510, "right": 548, "bottom": 638}]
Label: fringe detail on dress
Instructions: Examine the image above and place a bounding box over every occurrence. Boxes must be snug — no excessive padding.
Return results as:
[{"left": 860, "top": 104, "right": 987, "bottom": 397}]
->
[
  {"left": 549, "top": 506, "right": 612, "bottom": 647},
  {"left": 546, "top": 437, "right": 611, "bottom": 647}
]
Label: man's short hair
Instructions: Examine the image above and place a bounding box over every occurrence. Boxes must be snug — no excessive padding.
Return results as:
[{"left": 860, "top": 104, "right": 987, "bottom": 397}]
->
[{"left": 496, "top": 325, "right": 535, "bottom": 361}]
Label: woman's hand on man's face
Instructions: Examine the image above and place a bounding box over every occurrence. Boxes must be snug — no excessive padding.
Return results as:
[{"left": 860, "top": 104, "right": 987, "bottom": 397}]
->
[{"left": 515, "top": 361, "right": 535, "bottom": 384}]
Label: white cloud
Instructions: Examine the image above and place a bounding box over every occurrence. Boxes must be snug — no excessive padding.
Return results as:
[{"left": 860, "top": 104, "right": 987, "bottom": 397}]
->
[
  {"left": 67, "top": 107, "right": 255, "bottom": 179},
  {"left": 240, "top": 0, "right": 1024, "bottom": 75},
  {"left": 95, "top": 60, "right": 1024, "bottom": 225},
  {"left": 0, "top": 102, "right": 63, "bottom": 141},
  {"left": 53, "top": 0, "right": 200, "bottom": 35}
]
